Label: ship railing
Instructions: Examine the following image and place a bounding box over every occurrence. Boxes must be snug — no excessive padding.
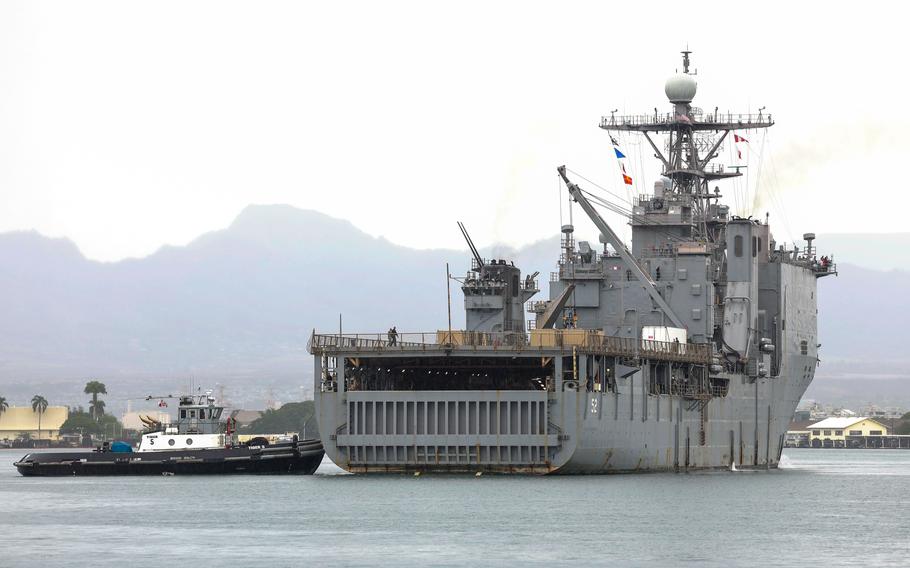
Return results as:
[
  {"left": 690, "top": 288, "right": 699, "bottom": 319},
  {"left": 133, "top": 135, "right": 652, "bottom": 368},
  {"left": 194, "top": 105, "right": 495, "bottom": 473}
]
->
[
  {"left": 558, "top": 264, "right": 604, "bottom": 278},
  {"left": 308, "top": 331, "right": 530, "bottom": 351},
  {"left": 600, "top": 112, "right": 773, "bottom": 129},
  {"left": 710, "top": 382, "right": 730, "bottom": 398},
  {"left": 639, "top": 246, "right": 677, "bottom": 258},
  {"left": 309, "top": 331, "right": 712, "bottom": 363},
  {"left": 812, "top": 260, "right": 837, "bottom": 276},
  {"left": 667, "top": 381, "right": 723, "bottom": 400}
]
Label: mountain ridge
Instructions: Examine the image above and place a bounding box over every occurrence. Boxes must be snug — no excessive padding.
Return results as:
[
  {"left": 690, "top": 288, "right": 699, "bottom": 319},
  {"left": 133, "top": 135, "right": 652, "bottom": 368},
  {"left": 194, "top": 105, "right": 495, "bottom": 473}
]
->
[{"left": 0, "top": 205, "right": 906, "bottom": 408}]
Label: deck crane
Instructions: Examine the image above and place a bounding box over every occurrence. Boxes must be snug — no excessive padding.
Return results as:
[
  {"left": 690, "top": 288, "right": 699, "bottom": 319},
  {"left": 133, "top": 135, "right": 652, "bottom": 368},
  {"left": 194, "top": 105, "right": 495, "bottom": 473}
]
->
[
  {"left": 557, "top": 165, "right": 685, "bottom": 329},
  {"left": 457, "top": 221, "right": 484, "bottom": 268}
]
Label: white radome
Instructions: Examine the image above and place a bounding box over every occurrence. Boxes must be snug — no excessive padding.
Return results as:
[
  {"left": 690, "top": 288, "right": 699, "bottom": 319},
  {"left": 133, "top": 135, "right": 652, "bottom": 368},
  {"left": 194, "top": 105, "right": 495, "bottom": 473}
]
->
[{"left": 664, "top": 73, "right": 697, "bottom": 103}]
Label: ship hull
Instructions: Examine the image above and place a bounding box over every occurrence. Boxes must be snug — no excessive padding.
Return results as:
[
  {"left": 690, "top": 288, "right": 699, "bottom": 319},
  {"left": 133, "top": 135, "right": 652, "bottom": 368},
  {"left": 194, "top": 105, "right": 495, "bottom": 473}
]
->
[
  {"left": 313, "top": 333, "right": 814, "bottom": 475},
  {"left": 13, "top": 439, "right": 325, "bottom": 477},
  {"left": 315, "top": 368, "right": 810, "bottom": 475},
  {"left": 311, "top": 246, "right": 820, "bottom": 475}
]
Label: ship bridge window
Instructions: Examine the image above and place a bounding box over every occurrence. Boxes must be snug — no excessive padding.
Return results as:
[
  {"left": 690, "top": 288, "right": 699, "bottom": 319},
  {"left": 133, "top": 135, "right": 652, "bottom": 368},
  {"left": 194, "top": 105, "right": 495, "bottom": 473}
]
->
[
  {"left": 190, "top": 410, "right": 196, "bottom": 419},
  {"left": 180, "top": 410, "right": 186, "bottom": 419},
  {"left": 734, "top": 235, "right": 743, "bottom": 258},
  {"left": 199, "top": 409, "right": 206, "bottom": 419}
]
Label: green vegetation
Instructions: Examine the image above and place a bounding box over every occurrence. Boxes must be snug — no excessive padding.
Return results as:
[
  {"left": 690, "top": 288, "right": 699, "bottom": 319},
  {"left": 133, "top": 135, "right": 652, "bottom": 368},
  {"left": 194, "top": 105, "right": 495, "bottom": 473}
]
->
[
  {"left": 31, "top": 395, "right": 48, "bottom": 439},
  {"left": 84, "top": 380, "right": 107, "bottom": 420},
  {"left": 244, "top": 401, "right": 319, "bottom": 437},
  {"left": 896, "top": 412, "right": 910, "bottom": 435},
  {"left": 0, "top": 396, "right": 8, "bottom": 417},
  {"left": 60, "top": 408, "right": 123, "bottom": 438}
]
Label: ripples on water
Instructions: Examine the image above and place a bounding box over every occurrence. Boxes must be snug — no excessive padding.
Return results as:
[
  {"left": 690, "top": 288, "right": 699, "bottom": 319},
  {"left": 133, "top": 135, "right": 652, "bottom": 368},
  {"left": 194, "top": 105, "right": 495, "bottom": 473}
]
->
[{"left": 1, "top": 449, "right": 908, "bottom": 567}]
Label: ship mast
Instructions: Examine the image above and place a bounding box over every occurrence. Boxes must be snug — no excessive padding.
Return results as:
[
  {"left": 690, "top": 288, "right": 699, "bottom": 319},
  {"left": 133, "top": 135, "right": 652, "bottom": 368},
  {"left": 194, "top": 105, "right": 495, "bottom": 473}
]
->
[{"left": 599, "top": 51, "right": 773, "bottom": 242}]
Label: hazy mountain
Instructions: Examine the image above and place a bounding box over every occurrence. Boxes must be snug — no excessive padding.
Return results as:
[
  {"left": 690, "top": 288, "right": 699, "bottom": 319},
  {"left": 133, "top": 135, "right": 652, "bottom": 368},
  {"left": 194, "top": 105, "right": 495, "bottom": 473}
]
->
[
  {"left": 0, "top": 206, "right": 559, "bottom": 407},
  {"left": 816, "top": 233, "right": 910, "bottom": 273},
  {"left": 0, "top": 205, "right": 906, "bottom": 409}
]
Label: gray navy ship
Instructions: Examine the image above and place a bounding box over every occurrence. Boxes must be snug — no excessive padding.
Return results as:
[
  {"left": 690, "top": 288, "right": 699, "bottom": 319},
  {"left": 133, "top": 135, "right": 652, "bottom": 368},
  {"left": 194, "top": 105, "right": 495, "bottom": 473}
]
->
[{"left": 309, "top": 52, "right": 836, "bottom": 474}]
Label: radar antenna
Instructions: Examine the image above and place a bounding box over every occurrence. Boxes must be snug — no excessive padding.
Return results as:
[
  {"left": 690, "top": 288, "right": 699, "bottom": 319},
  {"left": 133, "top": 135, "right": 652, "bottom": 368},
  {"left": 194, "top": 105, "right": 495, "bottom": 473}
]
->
[
  {"left": 681, "top": 48, "right": 691, "bottom": 74},
  {"left": 145, "top": 394, "right": 176, "bottom": 401},
  {"left": 599, "top": 50, "right": 773, "bottom": 242}
]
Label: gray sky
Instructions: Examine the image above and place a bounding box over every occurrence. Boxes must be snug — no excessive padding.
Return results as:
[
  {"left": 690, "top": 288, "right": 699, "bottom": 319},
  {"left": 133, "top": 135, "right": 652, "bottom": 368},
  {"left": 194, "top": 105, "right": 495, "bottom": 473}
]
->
[{"left": 1, "top": 1, "right": 907, "bottom": 261}]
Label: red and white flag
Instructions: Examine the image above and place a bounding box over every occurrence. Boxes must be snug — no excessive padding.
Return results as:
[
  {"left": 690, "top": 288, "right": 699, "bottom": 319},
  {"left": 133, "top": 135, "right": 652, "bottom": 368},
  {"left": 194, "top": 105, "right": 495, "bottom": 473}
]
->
[{"left": 734, "top": 133, "right": 749, "bottom": 160}]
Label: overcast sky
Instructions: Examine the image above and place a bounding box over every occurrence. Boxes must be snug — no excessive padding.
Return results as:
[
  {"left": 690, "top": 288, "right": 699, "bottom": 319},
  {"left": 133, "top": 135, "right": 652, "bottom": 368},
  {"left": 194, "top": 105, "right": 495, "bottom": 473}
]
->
[{"left": 1, "top": 2, "right": 907, "bottom": 261}]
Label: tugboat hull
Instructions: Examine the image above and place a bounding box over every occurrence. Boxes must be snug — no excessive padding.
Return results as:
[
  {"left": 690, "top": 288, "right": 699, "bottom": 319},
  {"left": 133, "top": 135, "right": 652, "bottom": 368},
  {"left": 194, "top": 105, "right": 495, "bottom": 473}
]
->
[{"left": 14, "top": 439, "right": 325, "bottom": 477}]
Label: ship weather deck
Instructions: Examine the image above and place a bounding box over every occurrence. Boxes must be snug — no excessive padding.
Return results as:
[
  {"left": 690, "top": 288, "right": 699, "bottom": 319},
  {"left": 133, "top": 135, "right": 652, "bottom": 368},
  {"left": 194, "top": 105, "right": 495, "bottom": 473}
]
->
[{"left": 308, "top": 331, "right": 711, "bottom": 364}]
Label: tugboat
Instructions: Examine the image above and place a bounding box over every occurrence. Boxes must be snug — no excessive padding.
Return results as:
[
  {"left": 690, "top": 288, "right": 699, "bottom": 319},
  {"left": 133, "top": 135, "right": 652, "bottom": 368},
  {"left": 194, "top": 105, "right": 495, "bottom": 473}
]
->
[{"left": 13, "top": 393, "right": 325, "bottom": 476}]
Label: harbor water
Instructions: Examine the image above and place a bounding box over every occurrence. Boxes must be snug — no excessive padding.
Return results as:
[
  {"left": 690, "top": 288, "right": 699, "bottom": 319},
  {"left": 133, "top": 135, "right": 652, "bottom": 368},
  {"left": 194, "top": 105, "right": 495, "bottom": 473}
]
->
[{"left": 1, "top": 449, "right": 908, "bottom": 567}]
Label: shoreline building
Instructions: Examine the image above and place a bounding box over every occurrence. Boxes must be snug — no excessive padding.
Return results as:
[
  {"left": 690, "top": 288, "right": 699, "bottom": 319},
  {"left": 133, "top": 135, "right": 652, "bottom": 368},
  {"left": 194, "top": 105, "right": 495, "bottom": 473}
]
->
[
  {"left": 0, "top": 406, "right": 69, "bottom": 443},
  {"left": 784, "top": 420, "right": 815, "bottom": 448},
  {"left": 807, "top": 417, "right": 888, "bottom": 448}
]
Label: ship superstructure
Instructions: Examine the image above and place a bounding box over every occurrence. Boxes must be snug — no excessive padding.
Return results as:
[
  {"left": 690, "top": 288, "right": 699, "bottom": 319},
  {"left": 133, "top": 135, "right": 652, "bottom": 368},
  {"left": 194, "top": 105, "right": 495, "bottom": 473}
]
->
[{"left": 310, "top": 52, "right": 835, "bottom": 474}]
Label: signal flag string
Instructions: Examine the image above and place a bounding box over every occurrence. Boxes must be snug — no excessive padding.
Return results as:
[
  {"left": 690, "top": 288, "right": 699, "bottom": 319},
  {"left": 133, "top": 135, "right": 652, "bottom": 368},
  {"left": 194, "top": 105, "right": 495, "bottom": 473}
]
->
[{"left": 610, "top": 135, "right": 634, "bottom": 188}]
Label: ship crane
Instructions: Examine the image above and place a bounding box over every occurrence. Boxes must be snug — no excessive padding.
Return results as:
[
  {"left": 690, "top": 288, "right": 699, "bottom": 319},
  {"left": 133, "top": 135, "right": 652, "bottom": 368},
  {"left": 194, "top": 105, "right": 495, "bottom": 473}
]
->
[
  {"left": 557, "top": 165, "right": 685, "bottom": 329},
  {"left": 457, "top": 221, "right": 484, "bottom": 269}
]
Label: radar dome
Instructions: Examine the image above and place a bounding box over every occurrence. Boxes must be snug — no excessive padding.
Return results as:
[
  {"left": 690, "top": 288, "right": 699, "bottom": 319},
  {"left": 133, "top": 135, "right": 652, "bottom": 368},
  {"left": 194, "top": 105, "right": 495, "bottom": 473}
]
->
[{"left": 664, "top": 73, "right": 697, "bottom": 103}]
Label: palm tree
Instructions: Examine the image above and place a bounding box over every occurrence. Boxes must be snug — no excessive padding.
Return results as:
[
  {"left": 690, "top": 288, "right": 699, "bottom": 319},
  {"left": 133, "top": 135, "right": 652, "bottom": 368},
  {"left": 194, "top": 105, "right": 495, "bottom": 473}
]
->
[
  {"left": 89, "top": 399, "right": 106, "bottom": 420},
  {"left": 0, "top": 396, "right": 8, "bottom": 418},
  {"left": 31, "top": 395, "right": 48, "bottom": 440},
  {"left": 84, "top": 380, "right": 107, "bottom": 421}
]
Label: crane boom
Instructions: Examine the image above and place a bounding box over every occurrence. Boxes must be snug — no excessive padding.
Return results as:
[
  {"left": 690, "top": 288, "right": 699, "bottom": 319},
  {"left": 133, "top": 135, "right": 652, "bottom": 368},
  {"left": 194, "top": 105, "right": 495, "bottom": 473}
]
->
[
  {"left": 556, "top": 165, "right": 685, "bottom": 329},
  {"left": 457, "top": 221, "right": 484, "bottom": 268}
]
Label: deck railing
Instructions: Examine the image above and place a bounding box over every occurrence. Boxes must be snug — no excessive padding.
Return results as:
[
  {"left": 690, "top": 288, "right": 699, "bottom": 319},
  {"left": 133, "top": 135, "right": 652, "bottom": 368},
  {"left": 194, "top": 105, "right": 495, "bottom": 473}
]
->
[
  {"left": 308, "top": 330, "right": 712, "bottom": 363},
  {"left": 600, "top": 112, "right": 773, "bottom": 129}
]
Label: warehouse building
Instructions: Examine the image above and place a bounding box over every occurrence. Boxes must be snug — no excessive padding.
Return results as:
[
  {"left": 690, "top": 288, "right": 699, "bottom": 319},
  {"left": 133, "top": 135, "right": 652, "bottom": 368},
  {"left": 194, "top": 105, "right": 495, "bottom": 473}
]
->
[
  {"left": 808, "top": 417, "right": 888, "bottom": 448},
  {"left": 0, "top": 406, "right": 69, "bottom": 443}
]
